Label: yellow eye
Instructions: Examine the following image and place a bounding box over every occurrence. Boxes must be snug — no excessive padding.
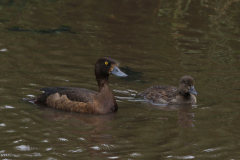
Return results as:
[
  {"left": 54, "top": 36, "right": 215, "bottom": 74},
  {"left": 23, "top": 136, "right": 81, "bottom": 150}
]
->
[{"left": 105, "top": 61, "right": 108, "bottom": 65}]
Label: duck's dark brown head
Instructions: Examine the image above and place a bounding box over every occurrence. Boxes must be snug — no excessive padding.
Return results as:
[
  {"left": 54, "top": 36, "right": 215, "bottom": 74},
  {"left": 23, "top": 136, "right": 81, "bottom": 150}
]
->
[
  {"left": 95, "top": 57, "right": 127, "bottom": 78},
  {"left": 179, "top": 76, "right": 198, "bottom": 96}
]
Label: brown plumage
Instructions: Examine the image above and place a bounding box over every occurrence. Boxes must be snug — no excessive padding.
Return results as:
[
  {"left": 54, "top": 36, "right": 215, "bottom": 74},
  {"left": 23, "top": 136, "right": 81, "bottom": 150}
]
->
[
  {"left": 139, "top": 76, "right": 198, "bottom": 105},
  {"left": 34, "top": 57, "right": 127, "bottom": 114}
]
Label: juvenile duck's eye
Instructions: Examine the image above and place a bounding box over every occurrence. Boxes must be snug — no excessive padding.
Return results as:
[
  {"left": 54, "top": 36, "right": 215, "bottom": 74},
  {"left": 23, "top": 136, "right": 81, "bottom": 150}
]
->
[{"left": 105, "top": 61, "right": 108, "bottom": 65}]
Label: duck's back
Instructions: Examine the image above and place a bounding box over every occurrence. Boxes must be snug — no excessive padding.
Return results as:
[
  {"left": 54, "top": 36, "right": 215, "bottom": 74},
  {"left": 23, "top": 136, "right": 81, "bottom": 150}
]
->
[
  {"left": 36, "top": 87, "right": 97, "bottom": 104},
  {"left": 139, "top": 86, "right": 180, "bottom": 104}
]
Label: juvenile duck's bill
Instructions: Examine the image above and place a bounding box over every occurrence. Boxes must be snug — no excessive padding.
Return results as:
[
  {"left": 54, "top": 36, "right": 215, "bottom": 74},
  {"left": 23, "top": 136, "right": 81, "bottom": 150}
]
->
[
  {"left": 189, "top": 86, "right": 198, "bottom": 95},
  {"left": 111, "top": 66, "right": 128, "bottom": 77}
]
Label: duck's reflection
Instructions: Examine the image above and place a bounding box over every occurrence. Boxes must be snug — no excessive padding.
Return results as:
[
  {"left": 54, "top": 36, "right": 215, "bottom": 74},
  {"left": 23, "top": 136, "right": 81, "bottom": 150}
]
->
[
  {"left": 36, "top": 106, "right": 117, "bottom": 158},
  {"left": 146, "top": 103, "right": 196, "bottom": 128},
  {"left": 177, "top": 105, "right": 196, "bottom": 128},
  {"left": 38, "top": 106, "right": 117, "bottom": 131}
]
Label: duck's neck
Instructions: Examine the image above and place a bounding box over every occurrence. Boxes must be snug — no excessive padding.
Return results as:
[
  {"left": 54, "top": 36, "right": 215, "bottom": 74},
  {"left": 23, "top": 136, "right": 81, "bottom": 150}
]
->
[
  {"left": 179, "top": 90, "right": 191, "bottom": 97},
  {"left": 96, "top": 75, "right": 110, "bottom": 92}
]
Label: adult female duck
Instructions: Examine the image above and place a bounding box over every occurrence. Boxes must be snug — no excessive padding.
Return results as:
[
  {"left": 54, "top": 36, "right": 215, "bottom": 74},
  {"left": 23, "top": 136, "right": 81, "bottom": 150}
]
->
[
  {"left": 139, "top": 76, "right": 198, "bottom": 105},
  {"left": 35, "top": 57, "right": 127, "bottom": 114}
]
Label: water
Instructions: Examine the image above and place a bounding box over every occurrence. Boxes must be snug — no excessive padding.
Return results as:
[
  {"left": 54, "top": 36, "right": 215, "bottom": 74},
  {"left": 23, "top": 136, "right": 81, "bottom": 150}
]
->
[{"left": 0, "top": 0, "right": 240, "bottom": 159}]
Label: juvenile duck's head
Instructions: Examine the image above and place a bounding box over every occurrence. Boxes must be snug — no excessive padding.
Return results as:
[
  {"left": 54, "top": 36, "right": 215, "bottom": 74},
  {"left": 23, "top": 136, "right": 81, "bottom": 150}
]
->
[
  {"left": 95, "top": 57, "right": 127, "bottom": 78},
  {"left": 179, "top": 76, "right": 198, "bottom": 96}
]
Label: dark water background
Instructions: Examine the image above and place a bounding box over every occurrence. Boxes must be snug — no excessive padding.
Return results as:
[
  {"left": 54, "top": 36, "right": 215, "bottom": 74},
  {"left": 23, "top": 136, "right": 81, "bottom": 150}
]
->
[{"left": 0, "top": 0, "right": 240, "bottom": 159}]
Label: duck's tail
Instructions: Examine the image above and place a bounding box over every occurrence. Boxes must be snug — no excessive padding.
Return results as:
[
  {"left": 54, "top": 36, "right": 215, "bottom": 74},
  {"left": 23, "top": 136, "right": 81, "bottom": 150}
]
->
[{"left": 33, "top": 87, "right": 61, "bottom": 104}]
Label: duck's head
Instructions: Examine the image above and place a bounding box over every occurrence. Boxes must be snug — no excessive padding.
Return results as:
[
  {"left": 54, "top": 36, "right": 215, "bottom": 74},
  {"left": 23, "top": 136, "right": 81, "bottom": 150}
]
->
[
  {"left": 95, "top": 57, "right": 127, "bottom": 78},
  {"left": 179, "top": 76, "right": 198, "bottom": 95}
]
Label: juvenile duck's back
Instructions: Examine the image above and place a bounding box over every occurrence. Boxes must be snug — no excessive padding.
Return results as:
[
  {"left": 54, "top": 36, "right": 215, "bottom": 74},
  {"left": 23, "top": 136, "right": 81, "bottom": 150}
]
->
[{"left": 139, "top": 86, "right": 179, "bottom": 104}]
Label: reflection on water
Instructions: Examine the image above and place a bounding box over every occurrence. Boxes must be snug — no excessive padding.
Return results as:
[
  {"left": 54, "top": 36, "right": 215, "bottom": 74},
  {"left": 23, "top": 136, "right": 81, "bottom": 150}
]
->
[
  {"left": 177, "top": 105, "right": 195, "bottom": 128},
  {"left": 39, "top": 107, "right": 117, "bottom": 132},
  {"left": 0, "top": 0, "right": 240, "bottom": 159},
  {"left": 145, "top": 103, "right": 196, "bottom": 128},
  {"left": 37, "top": 107, "right": 117, "bottom": 158},
  {"left": 8, "top": 25, "right": 76, "bottom": 34}
]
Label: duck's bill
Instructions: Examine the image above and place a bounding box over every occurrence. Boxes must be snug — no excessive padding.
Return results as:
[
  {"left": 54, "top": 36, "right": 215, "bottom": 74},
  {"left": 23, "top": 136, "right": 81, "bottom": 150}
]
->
[
  {"left": 111, "top": 66, "right": 128, "bottom": 77},
  {"left": 189, "top": 86, "right": 198, "bottom": 95}
]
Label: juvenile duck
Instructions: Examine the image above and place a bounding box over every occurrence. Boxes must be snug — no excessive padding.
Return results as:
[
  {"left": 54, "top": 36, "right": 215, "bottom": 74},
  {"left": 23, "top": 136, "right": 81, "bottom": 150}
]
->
[
  {"left": 139, "top": 76, "right": 197, "bottom": 105},
  {"left": 34, "top": 57, "right": 127, "bottom": 114}
]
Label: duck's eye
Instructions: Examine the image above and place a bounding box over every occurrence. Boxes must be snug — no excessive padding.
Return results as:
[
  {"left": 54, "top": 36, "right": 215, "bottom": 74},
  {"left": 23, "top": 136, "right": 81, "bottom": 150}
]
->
[{"left": 105, "top": 61, "right": 108, "bottom": 65}]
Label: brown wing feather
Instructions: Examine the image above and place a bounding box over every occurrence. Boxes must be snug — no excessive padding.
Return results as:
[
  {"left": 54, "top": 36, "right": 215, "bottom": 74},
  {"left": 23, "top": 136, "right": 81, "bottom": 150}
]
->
[
  {"left": 46, "top": 93, "right": 98, "bottom": 114},
  {"left": 46, "top": 93, "right": 112, "bottom": 114},
  {"left": 36, "top": 87, "right": 97, "bottom": 104},
  {"left": 57, "top": 87, "right": 97, "bottom": 102}
]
